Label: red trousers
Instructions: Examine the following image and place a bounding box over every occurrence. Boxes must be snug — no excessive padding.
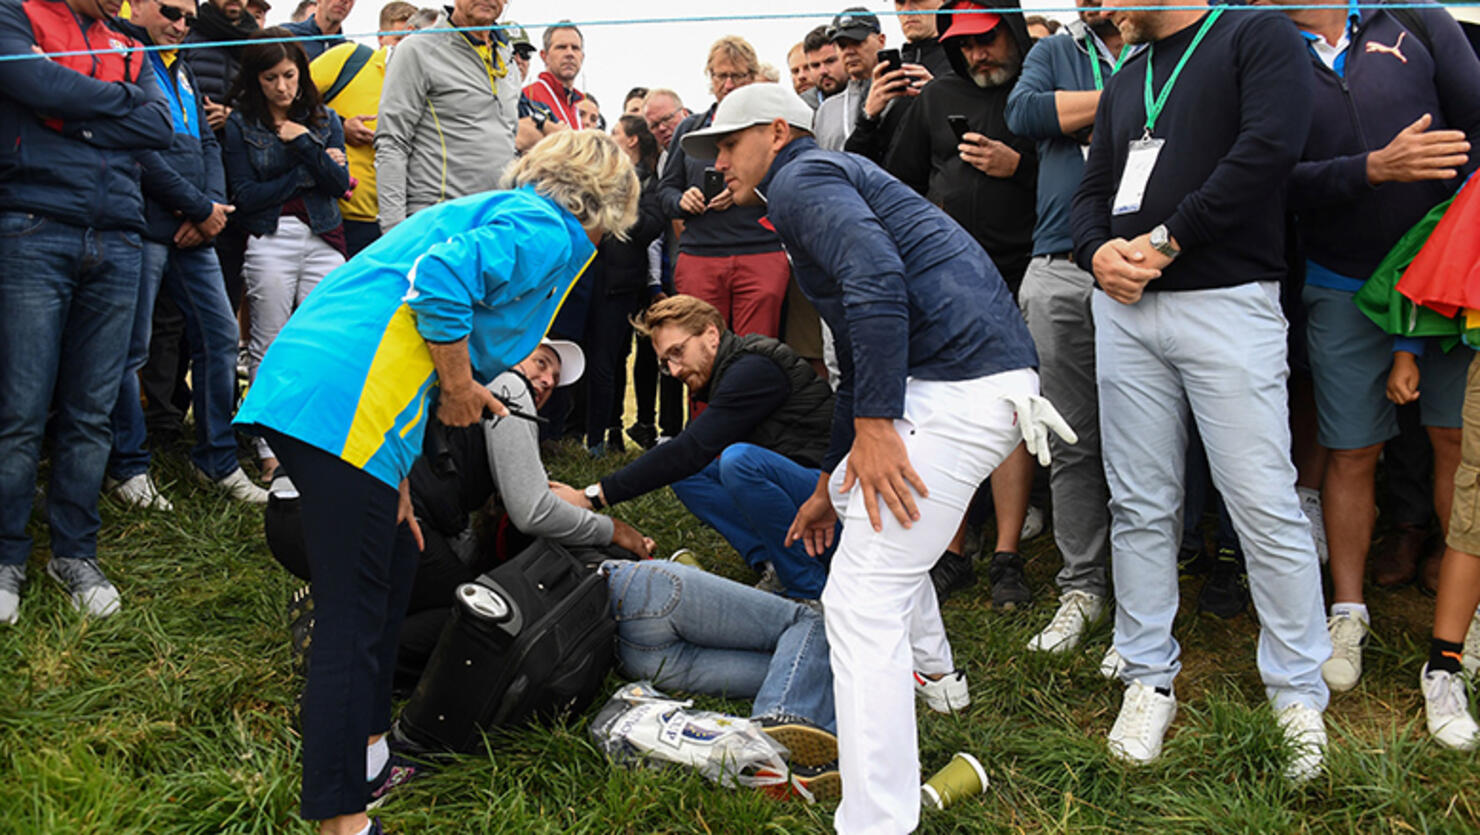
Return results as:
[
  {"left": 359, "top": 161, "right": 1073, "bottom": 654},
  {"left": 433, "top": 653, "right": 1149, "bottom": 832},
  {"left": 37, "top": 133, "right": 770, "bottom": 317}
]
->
[{"left": 673, "top": 250, "right": 791, "bottom": 338}]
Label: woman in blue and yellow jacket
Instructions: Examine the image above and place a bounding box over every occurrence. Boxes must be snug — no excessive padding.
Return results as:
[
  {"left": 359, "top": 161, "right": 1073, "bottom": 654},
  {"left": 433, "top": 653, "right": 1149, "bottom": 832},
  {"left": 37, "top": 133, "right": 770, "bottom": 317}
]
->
[{"left": 234, "top": 129, "right": 638, "bottom": 833}]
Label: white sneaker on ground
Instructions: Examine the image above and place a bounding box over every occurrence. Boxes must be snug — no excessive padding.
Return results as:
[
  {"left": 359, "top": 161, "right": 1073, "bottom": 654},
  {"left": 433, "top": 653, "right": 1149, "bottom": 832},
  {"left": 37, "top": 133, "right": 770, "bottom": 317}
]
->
[
  {"left": 1422, "top": 663, "right": 1479, "bottom": 751},
  {"left": 1297, "top": 486, "right": 1328, "bottom": 565},
  {"left": 198, "top": 466, "right": 269, "bottom": 504},
  {"left": 1099, "top": 645, "right": 1126, "bottom": 680},
  {"left": 0, "top": 564, "right": 25, "bottom": 625},
  {"left": 46, "top": 558, "right": 120, "bottom": 617},
  {"left": 1463, "top": 607, "right": 1480, "bottom": 676},
  {"left": 1020, "top": 505, "right": 1046, "bottom": 541},
  {"left": 1107, "top": 681, "right": 1176, "bottom": 764},
  {"left": 1027, "top": 590, "right": 1105, "bottom": 653},
  {"left": 108, "top": 473, "right": 174, "bottom": 511},
  {"left": 1322, "top": 612, "right": 1368, "bottom": 693},
  {"left": 1276, "top": 703, "right": 1327, "bottom": 782},
  {"left": 914, "top": 669, "right": 970, "bottom": 714}
]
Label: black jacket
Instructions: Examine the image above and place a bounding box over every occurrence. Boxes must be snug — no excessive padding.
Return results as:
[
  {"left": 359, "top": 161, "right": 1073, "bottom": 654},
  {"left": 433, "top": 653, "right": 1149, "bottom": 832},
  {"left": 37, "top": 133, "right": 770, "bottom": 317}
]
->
[
  {"left": 703, "top": 332, "right": 835, "bottom": 469},
  {"left": 843, "top": 37, "right": 953, "bottom": 164},
  {"left": 182, "top": 2, "right": 259, "bottom": 109},
  {"left": 658, "top": 104, "right": 783, "bottom": 256},
  {"left": 886, "top": 0, "right": 1038, "bottom": 287},
  {"left": 595, "top": 163, "right": 666, "bottom": 296}
]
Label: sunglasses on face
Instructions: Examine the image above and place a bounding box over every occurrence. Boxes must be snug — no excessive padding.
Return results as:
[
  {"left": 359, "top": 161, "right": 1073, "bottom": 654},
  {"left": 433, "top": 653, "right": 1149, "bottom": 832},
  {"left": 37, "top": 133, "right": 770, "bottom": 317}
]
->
[
  {"left": 157, "top": 4, "right": 197, "bottom": 22},
  {"left": 963, "top": 29, "right": 1001, "bottom": 47}
]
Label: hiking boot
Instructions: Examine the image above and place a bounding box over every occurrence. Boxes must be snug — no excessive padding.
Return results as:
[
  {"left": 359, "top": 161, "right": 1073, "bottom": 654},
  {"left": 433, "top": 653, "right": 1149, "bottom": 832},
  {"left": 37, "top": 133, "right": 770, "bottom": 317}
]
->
[
  {"left": 913, "top": 669, "right": 970, "bottom": 714},
  {"left": 107, "top": 473, "right": 174, "bottom": 511},
  {"left": 1321, "top": 611, "right": 1368, "bottom": 693},
  {"left": 1277, "top": 703, "right": 1327, "bottom": 782},
  {"left": 1422, "top": 663, "right": 1479, "bottom": 751},
  {"left": 1197, "top": 546, "right": 1248, "bottom": 619},
  {"left": 0, "top": 564, "right": 25, "bottom": 625},
  {"left": 929, "top": 550, "right": 976, "bottom": 605},
  {"left": 1107, "top": 681, "right": 1176, "bottom": 764},
  {"left": 46, "top": 557, "right": 120, "bottom": 617},
  {"left": 1027, "top": 589, "right": 1106, "bottom": 653},
  {"left": 1177, "top": 544, "right": 1213, "bottom": 581},
  {"left": 757, "top": 714, "right": 838, "bottom": 767},
  {"left": 987, "top": 551, "right": 1031, "bottom": 610},
  {"left": 198, "top": 466, "right": 269, "bottom": 504},
  {"left": 626, "top": 422, "right": 658, "bottom": 450},
  {"left": 1372, "top": 523, "right": 1426, "bottom": 588}
]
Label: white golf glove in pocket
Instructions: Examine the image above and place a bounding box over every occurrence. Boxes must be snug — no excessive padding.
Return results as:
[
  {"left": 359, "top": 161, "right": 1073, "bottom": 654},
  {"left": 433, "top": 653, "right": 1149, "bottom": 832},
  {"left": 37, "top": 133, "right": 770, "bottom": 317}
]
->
[{"left": 1002, "top": 393, "right": 1078, "bottom": 467}]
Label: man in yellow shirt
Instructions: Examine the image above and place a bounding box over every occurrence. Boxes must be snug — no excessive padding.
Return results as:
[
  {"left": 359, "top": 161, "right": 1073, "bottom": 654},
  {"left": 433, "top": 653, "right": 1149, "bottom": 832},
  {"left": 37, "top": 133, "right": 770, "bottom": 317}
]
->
[{"left": 308, "top": 0, "right": 416, "bottom": 255}]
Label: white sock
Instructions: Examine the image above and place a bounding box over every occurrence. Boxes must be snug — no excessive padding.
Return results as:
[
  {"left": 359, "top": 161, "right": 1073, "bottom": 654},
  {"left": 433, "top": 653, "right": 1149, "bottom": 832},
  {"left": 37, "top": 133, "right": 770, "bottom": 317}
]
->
[
  {"left": 366, "top": 737, "right": 388, "bottom": 781},
  {"left": 1296, "top": 486, "right": 1320, "bottom": 503},
  {"left": 1330, "top": 602, "right": 1369, "bottom": 624}
]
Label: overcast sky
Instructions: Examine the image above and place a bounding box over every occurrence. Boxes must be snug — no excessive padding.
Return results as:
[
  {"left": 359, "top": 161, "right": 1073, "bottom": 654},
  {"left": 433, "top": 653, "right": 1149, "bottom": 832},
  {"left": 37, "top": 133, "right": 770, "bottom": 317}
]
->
[{"left": 292, "top": 1, "right": 1077, "bottom": 125}]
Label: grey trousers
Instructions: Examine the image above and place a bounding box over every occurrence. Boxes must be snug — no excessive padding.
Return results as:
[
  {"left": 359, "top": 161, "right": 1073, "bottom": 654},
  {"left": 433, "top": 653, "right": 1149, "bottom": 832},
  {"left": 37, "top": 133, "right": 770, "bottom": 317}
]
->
[{"left": 1018, "top": 255, "right": 1110, "bottom": 597}]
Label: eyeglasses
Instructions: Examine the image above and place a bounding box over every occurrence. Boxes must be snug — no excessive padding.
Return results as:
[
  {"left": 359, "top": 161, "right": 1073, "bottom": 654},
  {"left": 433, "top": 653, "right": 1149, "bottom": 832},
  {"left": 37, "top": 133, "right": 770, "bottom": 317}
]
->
[
  {"left": 157, "top": 4, "right": 197, "bottom": 23},
  {"left": 646, "top": 109, "right": 680, "bottom": 132},
  {"left": 658, "top": 334, "right": 697, "bottom": 375},
  {"left": 709, "top": 71, "right": 753, "bottom": 85}
]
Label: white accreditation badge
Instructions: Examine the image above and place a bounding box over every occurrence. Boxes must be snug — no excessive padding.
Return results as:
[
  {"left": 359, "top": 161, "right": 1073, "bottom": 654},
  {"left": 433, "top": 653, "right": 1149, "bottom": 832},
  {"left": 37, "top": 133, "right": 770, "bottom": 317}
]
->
[{"left": 1112, "top": 137, "right": 1164, "bottom": 216}]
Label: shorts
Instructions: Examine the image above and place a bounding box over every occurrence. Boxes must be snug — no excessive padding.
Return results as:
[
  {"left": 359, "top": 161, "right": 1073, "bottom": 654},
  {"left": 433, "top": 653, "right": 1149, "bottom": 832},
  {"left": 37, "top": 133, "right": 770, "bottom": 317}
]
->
[
  {"left": 1303, "top": 284, "right": 1467, "bottom": 449},
  {"left": 1449, "top": 352, "right": 1480, "bottom": 554}
]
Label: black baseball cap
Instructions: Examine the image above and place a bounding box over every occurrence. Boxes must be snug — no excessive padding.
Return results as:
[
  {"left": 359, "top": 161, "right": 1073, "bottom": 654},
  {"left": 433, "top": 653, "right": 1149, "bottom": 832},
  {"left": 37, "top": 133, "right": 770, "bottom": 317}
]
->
[{"left": 826, "top": 7, "right": 882, "bottom": 43}]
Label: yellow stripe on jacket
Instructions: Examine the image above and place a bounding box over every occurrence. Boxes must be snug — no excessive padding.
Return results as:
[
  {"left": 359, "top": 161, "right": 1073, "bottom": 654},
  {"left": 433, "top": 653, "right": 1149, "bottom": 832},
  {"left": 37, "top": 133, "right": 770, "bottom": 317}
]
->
[{"left": 342, "top": 303, "right": 436, "bottom": 468}]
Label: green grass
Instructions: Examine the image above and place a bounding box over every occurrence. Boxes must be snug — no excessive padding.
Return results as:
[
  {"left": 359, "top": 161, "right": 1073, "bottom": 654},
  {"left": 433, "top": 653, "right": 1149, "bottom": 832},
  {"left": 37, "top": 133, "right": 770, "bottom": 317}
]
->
[{"left": 2, "top": 437, "right": 1478, "bottom": 834}]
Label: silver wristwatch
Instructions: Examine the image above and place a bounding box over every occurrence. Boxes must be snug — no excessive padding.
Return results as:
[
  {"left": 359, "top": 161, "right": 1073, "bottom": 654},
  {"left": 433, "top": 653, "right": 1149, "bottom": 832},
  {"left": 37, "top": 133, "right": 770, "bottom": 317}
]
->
[{"left": 1150, "top": 224, "right": 1180, "bottom": 259}]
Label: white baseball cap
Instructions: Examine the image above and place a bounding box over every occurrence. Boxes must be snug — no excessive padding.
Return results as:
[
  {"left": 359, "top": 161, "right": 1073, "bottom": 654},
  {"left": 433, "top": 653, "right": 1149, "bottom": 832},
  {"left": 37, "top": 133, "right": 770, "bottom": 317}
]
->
[
  {"left": 539, "top": 338, "right": 585, "bottom": 387},
  {"left": 679, "top": 83, "right": 816, "bottom": 161}
]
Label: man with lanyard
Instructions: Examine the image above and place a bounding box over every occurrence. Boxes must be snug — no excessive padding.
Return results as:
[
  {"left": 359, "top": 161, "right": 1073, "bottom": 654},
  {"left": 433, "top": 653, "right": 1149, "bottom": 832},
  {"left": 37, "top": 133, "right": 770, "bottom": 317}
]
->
[
  {"left": 107, "top": 0, "right": 267, "bottom": 513},
  {"left": 1070, "top": 0, "right": 1332, "bottom": 779},
  {"left": 1003, "top": 0, "right": 1138, "bottom": 668},
  {"left": 680, "top": 83, "right": 1066, "bottom": 833},
  {"left": 522, "top": 21, "right": 585, "bottom": 129},
  {"left": 812, "top": 7, "right": 883, "bottom": 151},
  {"left": 374, "top": 0, "right": 520, "bottom": 230},
  {"left": 1275, "top": 0, "right": 1480, "bottom": 696}
]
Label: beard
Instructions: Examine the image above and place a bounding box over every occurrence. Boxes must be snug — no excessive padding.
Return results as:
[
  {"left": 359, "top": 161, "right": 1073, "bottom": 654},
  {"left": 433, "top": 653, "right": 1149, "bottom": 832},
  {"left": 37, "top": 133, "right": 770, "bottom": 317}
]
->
[
  {"left": 970, "top": 55, "right": 1021, "bottom": 88},
  {"left": 1117, "top": 15, "right": 1155, "bottom": 44}
]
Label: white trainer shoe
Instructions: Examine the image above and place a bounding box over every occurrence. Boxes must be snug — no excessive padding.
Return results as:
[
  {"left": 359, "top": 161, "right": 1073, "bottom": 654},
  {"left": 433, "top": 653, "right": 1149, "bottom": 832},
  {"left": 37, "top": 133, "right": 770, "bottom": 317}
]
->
[
  {"left": 1422, "top": 663, "right": 1479, "bottom": 751},
  {"left": 1463, "top": 606, "right": 1480, "bottom": 676},
  {"left": 1297, "top": 486, "right": 1328, "bottom": 565},
  {"left": 198, "top": 466, "right": 269, "bottom": 504},
  {"left": 1321, "top": 612, "right": 1368, "bottom": 693},
  {"left": 1099, "top": 645, "right": 1126, "bottom": 680},
  {"left": 1276, "top": 703, "right": 1327, "bottom": 782},
  {"left": 1027, "top": 590, "right": 1106, "bottom": 653},
  {"left": 108, "top": 473, "right": 174, "bottom": 511},
  {"left": 1020, "top": 505, "right": 1046, "bottom": 541},
  {"left": 1107, "top": 681, "right": 1176, "bottom": 764},
  {"left": 914, "top": 669, "right": 970, "bottom": 714}
]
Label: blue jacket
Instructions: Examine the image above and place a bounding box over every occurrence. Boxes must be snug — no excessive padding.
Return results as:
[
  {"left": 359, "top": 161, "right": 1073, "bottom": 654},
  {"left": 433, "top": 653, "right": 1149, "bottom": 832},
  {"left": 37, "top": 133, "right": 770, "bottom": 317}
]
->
[
  {"left": 114, "top": 19, "right": 225, "bottom": 245},
  {"left": 763, "top": 137, "right": 1038, "bottom": 471},
  {"left": 1006, "top": 22, "right": 1142, "bottom": 256},
  {"left": 1291, "top": 4, "right": 1480, "bottom": 282},
  {"left": 222, "top": 108, "right": 348, "bottom": 236},
  {"left": 283, "top": 14, "right": 346, "bottom": 61},
  {"left": 235, "top": 185, "right": 598, "bottom": 486},
  {"left": 0, "top": 0, "right": 171, "bottom": 232}
]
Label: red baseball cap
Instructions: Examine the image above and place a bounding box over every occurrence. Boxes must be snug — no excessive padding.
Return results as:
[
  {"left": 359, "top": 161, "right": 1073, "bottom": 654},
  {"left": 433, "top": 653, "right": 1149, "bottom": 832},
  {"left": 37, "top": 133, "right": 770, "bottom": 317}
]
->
[{"left": 939, "top": 2, "right": 1003, "bottom": 42}]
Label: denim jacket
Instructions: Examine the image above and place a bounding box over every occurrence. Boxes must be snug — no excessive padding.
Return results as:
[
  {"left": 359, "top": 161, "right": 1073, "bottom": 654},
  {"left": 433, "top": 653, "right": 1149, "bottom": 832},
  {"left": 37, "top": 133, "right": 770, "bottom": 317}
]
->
[
  {"left": 762, "top": 137, "right": 1038, "bottom": 471},
  {"left": 222, "top": 108, "right": 349, "bottom": 236}
]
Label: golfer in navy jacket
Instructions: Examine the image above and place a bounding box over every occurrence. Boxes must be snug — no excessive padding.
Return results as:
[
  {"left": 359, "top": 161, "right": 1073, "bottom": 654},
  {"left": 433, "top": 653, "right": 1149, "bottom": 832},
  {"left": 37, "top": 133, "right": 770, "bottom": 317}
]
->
[{"left": 681, "top": 83, "right": 1070, "bottom": 834}]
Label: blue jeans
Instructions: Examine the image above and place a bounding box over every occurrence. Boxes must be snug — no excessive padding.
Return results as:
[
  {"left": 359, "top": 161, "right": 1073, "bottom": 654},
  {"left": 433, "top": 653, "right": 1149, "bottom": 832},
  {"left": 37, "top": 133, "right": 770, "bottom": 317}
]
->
[
  {"left": 605, "top": 559, "right": 834, "bottom": 731},
  {"left": 670, "top": 443, "right": 834, "bottom": 599},
  {"left": 111, "top": 242, "right": 241, "bottom": 480},
  {"left": 0, "top": 213, "right": 141, "bottom": 565}
]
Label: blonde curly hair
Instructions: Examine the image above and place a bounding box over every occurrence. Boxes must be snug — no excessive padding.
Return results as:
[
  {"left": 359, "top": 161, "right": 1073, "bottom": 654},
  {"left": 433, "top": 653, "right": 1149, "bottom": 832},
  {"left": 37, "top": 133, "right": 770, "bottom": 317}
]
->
[{"left": 501, "top": 130, "right": 640, "bottom": 240}]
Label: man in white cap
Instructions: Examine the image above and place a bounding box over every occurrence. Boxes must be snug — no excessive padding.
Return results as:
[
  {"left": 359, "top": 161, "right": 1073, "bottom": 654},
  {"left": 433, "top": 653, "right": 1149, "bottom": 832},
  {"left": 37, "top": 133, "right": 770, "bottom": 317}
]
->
[{"left": 680, "top": 82, "right": 1072, "bottom": 833}]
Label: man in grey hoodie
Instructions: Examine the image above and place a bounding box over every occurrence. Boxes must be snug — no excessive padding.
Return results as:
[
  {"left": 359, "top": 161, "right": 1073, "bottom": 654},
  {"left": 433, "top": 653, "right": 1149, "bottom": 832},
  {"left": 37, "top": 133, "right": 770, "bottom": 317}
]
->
[
  {"left": 812, "top": 7, "right": 885, "bottom": 151},
  {"left": 374, "top": 0, "right": 521, "bottom": 230}
]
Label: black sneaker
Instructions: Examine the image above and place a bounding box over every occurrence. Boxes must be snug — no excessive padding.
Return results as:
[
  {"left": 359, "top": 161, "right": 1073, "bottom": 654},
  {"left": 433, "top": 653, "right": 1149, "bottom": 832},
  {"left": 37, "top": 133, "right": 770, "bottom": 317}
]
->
[
  {"left": 757, "top": 714, "right": 838, "bottom": 768},
  {"left": 929, "top": 550, "right": 977, "bottom": 604},
  {"left": 626, "top": 422, "right": 658, "bottom": 450},
  {"left": 987, "top": 551, "right": 1032, "bottom": 611},
  {"left": 368, "top": 751, "right": 431, "bottom": 809},
  {"left": 1197, "top": 546, "right": 1249, "bottom": 619},
  {"left": 1178, "top": 544, "right": 1213, "bottom": 581}
]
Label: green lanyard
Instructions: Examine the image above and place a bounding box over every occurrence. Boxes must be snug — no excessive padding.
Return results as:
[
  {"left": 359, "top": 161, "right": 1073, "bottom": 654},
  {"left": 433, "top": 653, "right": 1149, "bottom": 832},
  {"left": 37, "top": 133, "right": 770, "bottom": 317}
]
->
[
  {"left": 1089, "top": 42, "right": 1132, "bottom": 92},
  {"left": 1142, "top": 7, "right": 1225, "bottom": 134}
]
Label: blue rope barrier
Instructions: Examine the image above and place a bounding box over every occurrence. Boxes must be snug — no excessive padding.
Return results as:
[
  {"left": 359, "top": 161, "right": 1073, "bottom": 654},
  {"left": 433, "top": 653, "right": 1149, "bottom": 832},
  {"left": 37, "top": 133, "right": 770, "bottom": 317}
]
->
[{"left": 1, "top": 3, "right": 1477, "bottom": 62}]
